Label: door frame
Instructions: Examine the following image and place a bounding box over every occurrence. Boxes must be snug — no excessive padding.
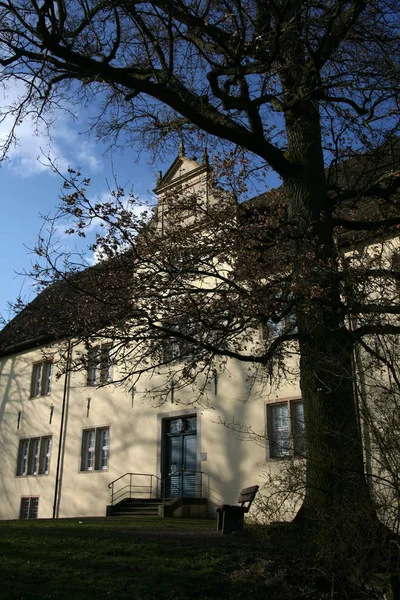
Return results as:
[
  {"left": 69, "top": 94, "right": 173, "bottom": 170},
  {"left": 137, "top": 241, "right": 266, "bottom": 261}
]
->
[{"left": 156, "top": 408, "right": 202, "bottom": 489}]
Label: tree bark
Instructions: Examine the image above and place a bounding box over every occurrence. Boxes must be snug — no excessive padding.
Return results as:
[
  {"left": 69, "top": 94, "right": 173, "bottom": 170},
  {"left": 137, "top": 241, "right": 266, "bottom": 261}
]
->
[{"left": 283, "top": 98, "right": 377, "bottom": 540}]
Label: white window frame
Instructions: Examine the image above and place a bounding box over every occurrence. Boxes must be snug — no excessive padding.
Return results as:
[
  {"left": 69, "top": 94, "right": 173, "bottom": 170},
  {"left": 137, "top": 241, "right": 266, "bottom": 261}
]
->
[
  {"left": 30, "top": 361, "right": 52, "bottom": 398},
  {"left": 80, "top": 427, "right": 110, "bottom": 472},
  {"left": 18, "top": 440, "right": 29, "bottom": 476},
  {"left": 98, "top": 428, "right": 110, "bottom": 470},
  {"left": 267, "top": 399, "right": 305, "bottom": 459},
  {"left": 29, "top": 438, "right": 40, "bottom": 476},
  {"left": 39, "top": 437, "right": 52, "bottom": 475},
  {"left": 16, "top": 436, "right": 52, "bottom": 476},
  {"left": 87, "top": 345, "right": 113, "bottom": 386}
]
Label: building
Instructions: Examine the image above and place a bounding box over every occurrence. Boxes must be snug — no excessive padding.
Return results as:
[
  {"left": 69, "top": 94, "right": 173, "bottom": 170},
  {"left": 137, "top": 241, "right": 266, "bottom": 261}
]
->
[
  {"left": 0, "top": 142, "right": 398, "bottom": 522},
  {"left": 0, "top": 148, "right": 305, "bottom": 521}
]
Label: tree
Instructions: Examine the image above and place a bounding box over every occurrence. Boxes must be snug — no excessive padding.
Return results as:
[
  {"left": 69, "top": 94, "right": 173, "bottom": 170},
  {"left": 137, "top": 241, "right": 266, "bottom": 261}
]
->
[{"left": 1, "top": 0, "right": 400, "bottom": 571}]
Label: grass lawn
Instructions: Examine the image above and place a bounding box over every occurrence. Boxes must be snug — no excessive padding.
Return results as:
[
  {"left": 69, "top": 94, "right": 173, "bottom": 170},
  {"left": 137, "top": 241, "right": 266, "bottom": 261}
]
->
[{"left": 0, "top": 517, "right": 266, "bottom": 600}]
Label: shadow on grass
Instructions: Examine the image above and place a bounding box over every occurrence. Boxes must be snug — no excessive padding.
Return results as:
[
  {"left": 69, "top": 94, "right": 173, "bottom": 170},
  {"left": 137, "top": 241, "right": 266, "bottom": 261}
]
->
[{"left": 0, "top": 518, "right": 264, "bottom": 600}]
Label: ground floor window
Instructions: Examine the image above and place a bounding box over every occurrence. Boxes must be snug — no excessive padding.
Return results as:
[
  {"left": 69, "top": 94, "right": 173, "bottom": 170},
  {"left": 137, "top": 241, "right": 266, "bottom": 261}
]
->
[
  {"left": 81, "top": 427, "right": 110, "bottom": 471},
  {"left": 19, "top": 497, "right": 39, "bottom": 519},
  {"left": 16, "top": 436, "right": 52, "bottom": 476},
  {"left": 267, "top": 399, "right": 305, "bottom": 458}
]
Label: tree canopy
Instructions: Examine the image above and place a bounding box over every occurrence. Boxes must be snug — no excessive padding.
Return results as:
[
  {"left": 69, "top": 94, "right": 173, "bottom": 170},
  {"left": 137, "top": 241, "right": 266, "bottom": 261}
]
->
[
  {"left": 1, "top": 0, "right": 400, "bottom": 581},
  {"left": 0, "top": 0, "right": 398, "bottom": 166}
]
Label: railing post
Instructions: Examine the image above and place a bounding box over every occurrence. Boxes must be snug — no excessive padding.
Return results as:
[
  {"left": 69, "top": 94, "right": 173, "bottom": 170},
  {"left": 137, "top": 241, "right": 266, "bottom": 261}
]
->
[
  {"left": 130, "top": 473, "right": 132, "bottom": 498},
  {"left": 150, "top": 475, "right": 153, "bottom": 499},
  {"left": 111, "top": 482, "right": 114, "bottom": 506}
]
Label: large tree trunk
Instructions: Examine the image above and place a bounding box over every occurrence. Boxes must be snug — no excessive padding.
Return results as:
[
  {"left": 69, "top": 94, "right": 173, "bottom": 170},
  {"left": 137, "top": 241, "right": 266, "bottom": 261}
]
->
[{"left": 283, "top": 99, "right": 378, "bottom": 548}]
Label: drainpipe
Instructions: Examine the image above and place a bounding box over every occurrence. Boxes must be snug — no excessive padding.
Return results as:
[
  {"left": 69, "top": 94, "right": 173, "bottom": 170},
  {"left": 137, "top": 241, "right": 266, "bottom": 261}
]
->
[
  {"left": 349, "top": 317, "right": 373, "bottom": 486},
  {"left": 52, "top": 339, "right": 72, "bottom": 518}
]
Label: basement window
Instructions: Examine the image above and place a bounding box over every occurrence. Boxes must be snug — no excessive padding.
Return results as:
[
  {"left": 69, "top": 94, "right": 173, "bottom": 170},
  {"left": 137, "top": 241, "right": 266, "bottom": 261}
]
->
[{"left": 19, "top": 497, "right": 39, "bottom": 520}]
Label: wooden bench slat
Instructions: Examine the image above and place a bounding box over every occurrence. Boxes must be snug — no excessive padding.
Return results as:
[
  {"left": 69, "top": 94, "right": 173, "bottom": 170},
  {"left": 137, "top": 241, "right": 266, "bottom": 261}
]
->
[
  {"left": 238, "top": 493, "right": 256, "bottom": 503},
  {"left": 240, "top": 485, "right": 259, "bottom": 495},
  {"left": 238, "top": 485, "right": 259, "bottom": 505}
]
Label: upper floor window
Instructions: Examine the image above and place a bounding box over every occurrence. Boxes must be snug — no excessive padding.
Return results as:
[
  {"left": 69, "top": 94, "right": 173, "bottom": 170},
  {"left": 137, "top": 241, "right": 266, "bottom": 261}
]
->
[
  {"left": 162, "top": 322, "right": 196, "bottom": 363},
  {"left": 16, "top": 436, "right": 52, "bottom": 476},
  {"left": 267, "top": 400, "right": 305, "bottom": 458},
  {"left": 30, "top": 361, "right": 52, "bottom": 398},
  {"left": 80, "top": 427, "right": 110, "bottom": 471},
  {"left": 87, "top": 345, "right": 112, "bottom": 386}
]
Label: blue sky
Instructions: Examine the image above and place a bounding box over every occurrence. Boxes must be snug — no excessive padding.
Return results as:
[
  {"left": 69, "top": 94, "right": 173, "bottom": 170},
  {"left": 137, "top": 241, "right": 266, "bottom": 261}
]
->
[
  {"left": 0, "top": 84, "right": 281, "bottom": 326},
  {"left": 0, "top": 100, "right": 170, "bottom": 324}
]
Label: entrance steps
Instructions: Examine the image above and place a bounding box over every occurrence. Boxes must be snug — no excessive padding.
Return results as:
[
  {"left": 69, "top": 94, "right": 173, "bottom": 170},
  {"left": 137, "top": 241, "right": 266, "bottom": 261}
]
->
[
  {"left": 107, "top": 497, "right": 209, "bottom": 518},
  {"left": 107, "top": 498, "right": 162, "bottom": 517}
]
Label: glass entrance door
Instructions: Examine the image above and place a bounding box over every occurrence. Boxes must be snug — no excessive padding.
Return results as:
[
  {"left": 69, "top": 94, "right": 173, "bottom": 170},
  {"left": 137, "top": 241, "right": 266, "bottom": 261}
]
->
[{"left": 164, "top": 416, "right": 197, "bottom": 498}]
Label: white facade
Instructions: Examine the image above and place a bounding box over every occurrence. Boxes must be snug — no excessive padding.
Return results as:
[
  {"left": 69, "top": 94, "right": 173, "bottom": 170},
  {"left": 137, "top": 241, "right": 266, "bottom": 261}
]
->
[
  {"left": 0, "top": 152, "right": 303, "bottom": 521},
  {"left": 0, "top": 343, "right": 302, "bottom": 520}
]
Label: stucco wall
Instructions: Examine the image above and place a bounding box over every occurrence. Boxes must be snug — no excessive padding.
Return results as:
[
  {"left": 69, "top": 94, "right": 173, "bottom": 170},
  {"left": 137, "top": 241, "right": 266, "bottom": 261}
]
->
[{"left": 0, "top": 343, "right": 301, "bottom": 520}]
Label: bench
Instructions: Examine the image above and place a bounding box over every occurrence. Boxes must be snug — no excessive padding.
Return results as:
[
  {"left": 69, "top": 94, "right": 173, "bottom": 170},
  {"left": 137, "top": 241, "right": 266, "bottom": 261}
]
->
[{"left": 216, "top": 485, "right": 259, "bottom": 534}]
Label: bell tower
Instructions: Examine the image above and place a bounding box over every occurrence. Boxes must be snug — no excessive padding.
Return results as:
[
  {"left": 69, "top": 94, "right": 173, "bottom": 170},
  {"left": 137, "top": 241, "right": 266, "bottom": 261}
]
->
[{"left": 153, "top": 144, "right": 210, "bottom": 234}]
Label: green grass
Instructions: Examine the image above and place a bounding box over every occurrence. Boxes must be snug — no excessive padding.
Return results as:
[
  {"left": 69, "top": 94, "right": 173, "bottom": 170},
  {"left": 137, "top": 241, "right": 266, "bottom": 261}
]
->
[
  {"left": 0, "top": 518, "right": 265, "bottom": 600},
  {"left": 2, "top": 517, "right": 393, "bottom": 599}
]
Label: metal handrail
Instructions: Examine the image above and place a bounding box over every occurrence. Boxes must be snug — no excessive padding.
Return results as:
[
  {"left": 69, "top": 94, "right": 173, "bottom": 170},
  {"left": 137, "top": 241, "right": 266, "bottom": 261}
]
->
[
  {"left": 108, "top": 472, "right": 162, "bottom": 506},
  {"left": 108, "top": 470, "right": 210, "bottom": 506},
  {"left": 161, "top": 469, "right": 209, "bottom": 504},
  {"left": 108, "top": 472, "right": 157, "bottom": 489}
]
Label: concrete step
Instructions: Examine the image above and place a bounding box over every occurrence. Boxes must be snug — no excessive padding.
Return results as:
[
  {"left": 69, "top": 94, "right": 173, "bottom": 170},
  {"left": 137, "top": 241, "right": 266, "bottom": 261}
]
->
[
  {"left": 109, "top": 497, "right": 164, "bottom": 517},
  {"left": 112, "top": 510, "right": 159, "bottom": 516}
]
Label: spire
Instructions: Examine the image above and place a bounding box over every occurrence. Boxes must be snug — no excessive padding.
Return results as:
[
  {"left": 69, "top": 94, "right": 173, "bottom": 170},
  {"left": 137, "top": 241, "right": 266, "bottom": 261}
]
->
[
  {"left": 178, "top": 140, "right": 185, "bottom": 157},
  {"left": 156, "top": 170, "right": 162, "bottom": 186},
  {"left": 202, "top": 147, "right": 209, "bottom": 166}
]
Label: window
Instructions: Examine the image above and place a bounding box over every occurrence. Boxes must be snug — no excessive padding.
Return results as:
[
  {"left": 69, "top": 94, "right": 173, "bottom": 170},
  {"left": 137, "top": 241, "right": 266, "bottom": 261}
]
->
[
  {"left": 87, "top": 345, "right": 112, "bottom": 386},
  {"left": 81, "top": 427, "right": 110, "bottom": 471},
  {"left": 267, "top": 400, "right": 305, "bottom": 458},
  {"left": 162, "top": 332, "right": 180, "bottom": 363},
  {"left": 259, "top": 314, "right": 297, "bottom": 342},
  {"left": 162, "top": 322, "right": 197, "bottom": 363},
  {"left": 30, "top": 361, "right": 52, "bottom": 398},
  {"left": 16, "top": 436, "right": 52, "bottom": 476},
  {"left": 20, "top": 497, "right": 39, "bottom": 519},
  {"left": 40, "top": 437, "right": 52, "bottom": 475}
]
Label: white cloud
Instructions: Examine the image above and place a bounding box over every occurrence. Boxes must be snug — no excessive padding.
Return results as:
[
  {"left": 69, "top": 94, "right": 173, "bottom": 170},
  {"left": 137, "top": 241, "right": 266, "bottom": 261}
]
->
[{"left": 0, "top": 80, "right": 101, "bottom": 176}]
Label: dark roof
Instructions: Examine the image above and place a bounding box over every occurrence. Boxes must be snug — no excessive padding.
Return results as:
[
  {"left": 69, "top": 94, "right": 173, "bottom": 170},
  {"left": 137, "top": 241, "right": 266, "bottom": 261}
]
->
[
  {"left": 0, "top": 253, "right": 137, "bottom": 357},
  {"left": 243, "top": 139, "right": 400, "bottom": 227}
]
